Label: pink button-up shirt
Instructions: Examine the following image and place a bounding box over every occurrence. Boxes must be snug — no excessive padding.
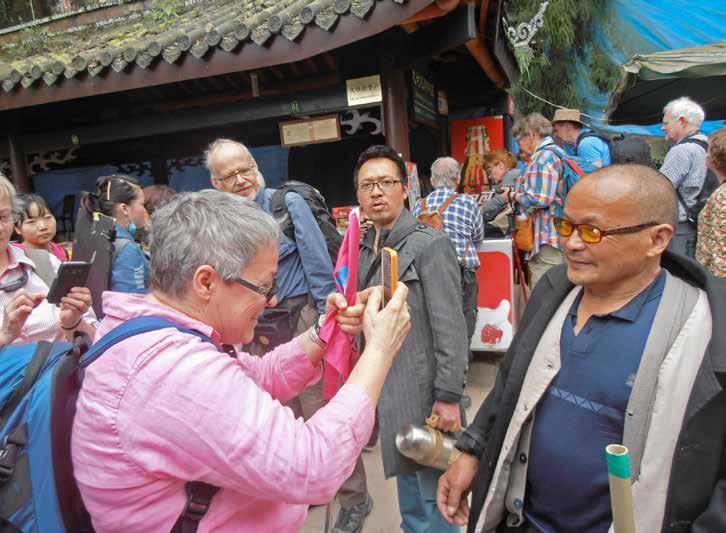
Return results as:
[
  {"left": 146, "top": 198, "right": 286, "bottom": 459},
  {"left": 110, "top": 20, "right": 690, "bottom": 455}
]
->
[{"left": 72, "top": 292, "right": 374, "bottom": 532}]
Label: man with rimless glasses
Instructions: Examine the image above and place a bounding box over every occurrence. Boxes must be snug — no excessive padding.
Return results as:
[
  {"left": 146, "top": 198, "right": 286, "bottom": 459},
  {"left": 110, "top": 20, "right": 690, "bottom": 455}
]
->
[
  {"left": 438, "top": 164, "right": 726, "bottom": 533},
  {"left": 205, "top": 138, "right": 335, "bottom": 353}
]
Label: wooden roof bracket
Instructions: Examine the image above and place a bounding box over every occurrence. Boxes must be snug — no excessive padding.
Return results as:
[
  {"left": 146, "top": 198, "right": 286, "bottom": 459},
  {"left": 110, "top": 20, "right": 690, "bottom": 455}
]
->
[{"left": 464, "top": 0, "right": 507, "bottom": 88}]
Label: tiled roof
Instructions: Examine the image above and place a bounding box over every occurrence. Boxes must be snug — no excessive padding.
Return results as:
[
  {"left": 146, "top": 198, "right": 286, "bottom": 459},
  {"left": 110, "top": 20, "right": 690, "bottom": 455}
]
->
[{"left": 0, "top": 0, "right": 406, "bottom": 93}]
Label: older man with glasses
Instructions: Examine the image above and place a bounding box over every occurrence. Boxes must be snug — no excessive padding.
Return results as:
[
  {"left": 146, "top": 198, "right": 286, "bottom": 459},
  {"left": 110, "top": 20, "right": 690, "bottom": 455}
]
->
[
  {"left": 437, "top": 164, "right": 726, "bottom": 533},
  {"left": 205, "top": 138, "right": 335, "bottom": 353}
]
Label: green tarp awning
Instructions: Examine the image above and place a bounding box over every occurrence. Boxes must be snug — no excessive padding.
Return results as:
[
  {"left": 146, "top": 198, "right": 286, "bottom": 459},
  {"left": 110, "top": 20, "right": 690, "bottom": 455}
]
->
[{"left": 606, "top": 40, "right": 726, "bottom": 125}]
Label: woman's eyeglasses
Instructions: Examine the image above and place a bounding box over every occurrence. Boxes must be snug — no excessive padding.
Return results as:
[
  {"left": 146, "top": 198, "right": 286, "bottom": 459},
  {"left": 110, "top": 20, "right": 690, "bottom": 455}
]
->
[
  {"left": 231, "top": 277, "right": 277, "bottom": 303},
  {"left": 0, "top": 268, "right": 28, "bottom": 292},
  {"left": 553, "top": 217, "right": 658, "bottom": 244}
]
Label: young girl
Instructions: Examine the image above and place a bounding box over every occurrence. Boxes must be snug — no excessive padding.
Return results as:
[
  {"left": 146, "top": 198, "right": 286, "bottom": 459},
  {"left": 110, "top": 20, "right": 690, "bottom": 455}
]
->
[
  {"left": 13, "top": 194, "right": 68, "bottom": 262},
  {"left": 82, "top": 175, "right": 150, "bottom": 294}
]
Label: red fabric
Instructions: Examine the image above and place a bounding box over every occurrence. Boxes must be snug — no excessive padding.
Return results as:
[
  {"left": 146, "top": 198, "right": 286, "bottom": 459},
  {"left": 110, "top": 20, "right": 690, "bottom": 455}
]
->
[{"left": 321, "top": 212, "right": 361, "bottom": 400}]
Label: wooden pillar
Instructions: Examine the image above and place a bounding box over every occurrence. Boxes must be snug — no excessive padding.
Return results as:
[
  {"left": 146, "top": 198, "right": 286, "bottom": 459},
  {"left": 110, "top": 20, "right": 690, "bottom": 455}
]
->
[
  {"left": 382, "top": 67, "right": 411, "bottom": 161},
  {"left": 7, "top": 127, "right": 31, "bottom": 193},
  {"left": 151, "top": 157, "right": 169, "bottom": 185}
]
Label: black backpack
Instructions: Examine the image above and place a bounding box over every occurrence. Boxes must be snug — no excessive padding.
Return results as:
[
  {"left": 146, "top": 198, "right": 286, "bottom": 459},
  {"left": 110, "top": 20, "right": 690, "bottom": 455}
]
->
[
  {"left": 675, "top": 137, "right": 720, "bottom": 224},
  {"left": 576, "top": 131, "right": 653, "bottom": 166},
  {"left": 269, "top": 181, "right": 342, "bottom": 264}
]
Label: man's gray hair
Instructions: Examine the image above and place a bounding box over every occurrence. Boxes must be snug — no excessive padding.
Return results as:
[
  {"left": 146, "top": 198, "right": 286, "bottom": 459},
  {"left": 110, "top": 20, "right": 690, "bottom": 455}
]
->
[
  {"left": 664, "top": 97, "right": 705, "bottom": 128},
  {"left": 512, "top": 113, "right": 553, "bottom": 138},
  {"left": 149, "top": 189, "right": 280, "bottom": 298},
  {"left": 204, "top": 138, "right": 253, "bottom": 180},
  {"left": 430, "top": 157, "right": 461, "bottom": 189}
]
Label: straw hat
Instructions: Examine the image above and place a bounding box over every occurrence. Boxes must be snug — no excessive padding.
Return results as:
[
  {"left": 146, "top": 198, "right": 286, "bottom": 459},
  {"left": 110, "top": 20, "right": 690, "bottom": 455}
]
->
[{"left": 552, "top": 108, "right": 585, "bottom": 125}]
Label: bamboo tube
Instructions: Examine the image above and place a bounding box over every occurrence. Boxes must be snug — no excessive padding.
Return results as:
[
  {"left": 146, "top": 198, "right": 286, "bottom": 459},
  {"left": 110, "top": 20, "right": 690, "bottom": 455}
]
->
[{"left": 606, "top": 444, "right": 636, "bottom": 533}]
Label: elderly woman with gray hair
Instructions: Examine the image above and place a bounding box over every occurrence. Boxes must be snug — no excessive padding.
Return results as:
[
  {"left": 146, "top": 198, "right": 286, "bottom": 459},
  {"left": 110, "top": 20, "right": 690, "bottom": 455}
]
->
[{"left": 71, "top": 189, "right": 411, "bottom": 532}]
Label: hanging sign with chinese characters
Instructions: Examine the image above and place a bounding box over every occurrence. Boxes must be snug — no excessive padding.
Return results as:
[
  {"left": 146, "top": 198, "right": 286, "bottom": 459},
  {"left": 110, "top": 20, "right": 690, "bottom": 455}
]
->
[
  {"left": 410, "top": 70, "right": 437, "bottom": 127},
  {"left": 346, "top": 75, "right": 383, "bottom": 107},
  {"left": 279, "top": 115, "right": 341, "bottom": 147}
]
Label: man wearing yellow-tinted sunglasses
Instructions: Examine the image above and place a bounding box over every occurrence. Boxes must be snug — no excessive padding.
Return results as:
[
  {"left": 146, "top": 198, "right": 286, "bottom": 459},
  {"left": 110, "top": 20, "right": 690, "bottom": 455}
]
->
[{"left": 438, "top": 164, "right": 726, "bottom": 533}]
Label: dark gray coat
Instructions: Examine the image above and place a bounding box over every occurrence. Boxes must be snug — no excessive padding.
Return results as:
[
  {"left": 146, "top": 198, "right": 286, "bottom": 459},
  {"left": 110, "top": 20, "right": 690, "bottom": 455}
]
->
[{"left": 359, "top": 209, "right": 469, "bottom": 478}]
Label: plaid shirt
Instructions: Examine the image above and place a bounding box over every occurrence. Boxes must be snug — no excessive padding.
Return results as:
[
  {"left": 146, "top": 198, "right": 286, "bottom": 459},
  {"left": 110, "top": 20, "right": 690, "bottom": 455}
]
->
[
  {"left": 515, "top": 137, "right": 565, "bottom": 258},
  {"left": 413, "top": 187, "right": 484, "bottom": 269},
  {"left": 660, "top": 132, "right": 708, "bottom": 222}
]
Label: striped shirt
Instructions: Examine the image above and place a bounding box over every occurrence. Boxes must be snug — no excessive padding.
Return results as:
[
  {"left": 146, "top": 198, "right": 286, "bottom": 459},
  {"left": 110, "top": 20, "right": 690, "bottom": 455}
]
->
[
  {"left": 516, "top": 137, "right": 565, "bottom": 258},
  {"left": 413, "top": 187, "right": 484, "bottom": 269},
  {"left": 660, "top": 133, "right": 708, "bottom": 222}
]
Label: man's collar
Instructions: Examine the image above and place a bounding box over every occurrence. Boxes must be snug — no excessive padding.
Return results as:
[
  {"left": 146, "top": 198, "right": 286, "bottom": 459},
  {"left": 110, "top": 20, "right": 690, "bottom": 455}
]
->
[
  {"left": 568, "top": 269, "right": 666, "bottom": 323},
  {"left": 537, "top": 136, "right": 555, "bottom": 150},
  {"left": 363, "top": 210, "right": 418, "bottom": 251}
]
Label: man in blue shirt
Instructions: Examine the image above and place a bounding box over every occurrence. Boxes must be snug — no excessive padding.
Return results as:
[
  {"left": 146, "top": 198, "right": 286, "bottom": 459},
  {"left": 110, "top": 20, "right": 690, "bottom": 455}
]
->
[
  {"left": 206, "top": 139, "right": 370, "bottom": 533},
  {"left": 552, "top": 108, "right": 611, "bottom": 168}
]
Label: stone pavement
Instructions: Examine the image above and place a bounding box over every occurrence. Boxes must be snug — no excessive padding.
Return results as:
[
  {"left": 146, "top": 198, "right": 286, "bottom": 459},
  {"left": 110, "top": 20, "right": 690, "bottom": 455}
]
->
[{"left": 303, "top": 356, "right": 500, "bottom": 533}]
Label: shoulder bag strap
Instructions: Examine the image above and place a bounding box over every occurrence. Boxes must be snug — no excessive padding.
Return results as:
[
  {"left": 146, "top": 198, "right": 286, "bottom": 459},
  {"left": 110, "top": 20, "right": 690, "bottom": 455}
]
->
[
  {"left": 421, "top": 196, "right": 429, "bottom": 213},
  {"left": 437, "top": 193, "right": 459, "bottom": 214}
]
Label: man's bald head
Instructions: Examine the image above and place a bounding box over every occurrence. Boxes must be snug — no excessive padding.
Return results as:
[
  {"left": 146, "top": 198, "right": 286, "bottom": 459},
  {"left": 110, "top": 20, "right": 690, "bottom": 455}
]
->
[{"left": 568, "top": 164, "right": 678, "bottom": 229}]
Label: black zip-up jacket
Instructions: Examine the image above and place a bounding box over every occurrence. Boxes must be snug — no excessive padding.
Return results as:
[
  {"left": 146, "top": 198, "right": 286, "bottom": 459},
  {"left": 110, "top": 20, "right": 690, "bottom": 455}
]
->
[{"left": 457, "top": 252, "right": 726, "bottom": 532}]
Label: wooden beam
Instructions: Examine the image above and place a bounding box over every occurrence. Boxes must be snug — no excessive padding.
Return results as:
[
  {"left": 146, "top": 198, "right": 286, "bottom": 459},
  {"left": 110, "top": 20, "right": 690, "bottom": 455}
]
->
[
  {"left": 0, "top": 0, "right": 433, "bottom": 112},
  {"left": 7, "top": 128, "right": 31, "bottom": 192},
  {"left": 305, "top": 58, "right": 320, "bottom": 75},
  {"left": 19, "top": 83, "right": 350, "bottom": 152},
  {"left": 151, "top": 156, "right": 169, "bottom": 185},
  {"left": 288, "top": 61, "right": 302, "bottom": 78},
  {"left": 382, "top": 67, "right": 410, "bottom": 161},
  {"left": 269, "top": 65, "right": 285, "bottom": 81},
  {"left": 322, "top": 52, "right": 337, "bottom": 72}
]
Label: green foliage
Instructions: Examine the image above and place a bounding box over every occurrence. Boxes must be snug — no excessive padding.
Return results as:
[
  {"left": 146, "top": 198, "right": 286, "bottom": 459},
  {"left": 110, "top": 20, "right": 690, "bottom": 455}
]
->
[
  {"left": 147, "top": 0, "right": 179, "bottom": 24},
  {"left": 506, "top": 0, "right": 619, "bottom": 118}
]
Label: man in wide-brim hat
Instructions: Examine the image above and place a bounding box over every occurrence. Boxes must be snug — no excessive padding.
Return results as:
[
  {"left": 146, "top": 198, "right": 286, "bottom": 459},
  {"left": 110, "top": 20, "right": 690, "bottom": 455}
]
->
[{"left": 552, "top": 108, "right": 611, "bottom": 168}]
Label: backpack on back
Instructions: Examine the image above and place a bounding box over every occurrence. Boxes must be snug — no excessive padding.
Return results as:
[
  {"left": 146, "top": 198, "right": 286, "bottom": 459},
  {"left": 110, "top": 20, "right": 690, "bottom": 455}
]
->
[
  {"left": 416, "top": 193, "right": 459, "bottom": 231},
  {"left": 539, "top": 146, "right": 592, "bottom": 218},
  {"left": 269, "top": 181, "right": 342, "bottom": 264},
  {"left": 676, "top": 137, "right": 720, "bottom": 224},
  {"left": 0, "top": 317, "right": 221, "bottom": 533},
  {"left": 577, "top": 131, "right": 653, "bottom": 166}
]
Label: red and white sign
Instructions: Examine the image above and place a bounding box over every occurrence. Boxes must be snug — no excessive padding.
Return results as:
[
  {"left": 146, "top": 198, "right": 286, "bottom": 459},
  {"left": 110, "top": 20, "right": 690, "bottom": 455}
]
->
[{"left": 471, "top": 238, "right": 522, "bottom": 352}]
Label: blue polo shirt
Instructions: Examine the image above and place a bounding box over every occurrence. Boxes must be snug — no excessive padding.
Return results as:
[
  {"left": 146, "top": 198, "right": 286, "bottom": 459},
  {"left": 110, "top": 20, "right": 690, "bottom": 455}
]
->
[{"left": 524, "top": 269, "right": 666, "bottom": 533}]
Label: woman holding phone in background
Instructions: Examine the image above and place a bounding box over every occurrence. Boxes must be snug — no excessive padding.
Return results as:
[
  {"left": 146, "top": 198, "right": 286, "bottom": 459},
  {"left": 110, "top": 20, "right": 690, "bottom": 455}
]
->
[
  {"left": 81, "top": 175, "right": 150, "bottom": 294},
  {"left": 0, "top": 174, "right": 95, "bottom": 345}
]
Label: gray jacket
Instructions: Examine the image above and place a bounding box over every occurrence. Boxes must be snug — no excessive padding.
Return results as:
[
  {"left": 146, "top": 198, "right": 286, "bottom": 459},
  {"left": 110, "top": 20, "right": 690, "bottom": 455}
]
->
[{"left": 358, "top": 209, "right": 469, "bottom": 478}]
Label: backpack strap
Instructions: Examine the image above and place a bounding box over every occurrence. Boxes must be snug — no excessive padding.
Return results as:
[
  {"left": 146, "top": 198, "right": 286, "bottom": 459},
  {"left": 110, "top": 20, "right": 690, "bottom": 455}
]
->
[
  {"left": 171, "top": 481, "right": 222, "bottom": 533},
  {"left": 79, "top": 316, "right": 216, "bottom": 368},
  {"left": 678, "top": 136, "right": 708, "bottom": 151},
  {"left": 437, "top": 193, "right": 459, "bottom": 214},
  {"left": 112, "top": 236, "right": 132, "bottom": 266},
  {"left": 421, "top": 197, "right": 429, "bottom": 214},
  {"left": 0, "top": 342, "right": 53, "bottom": 429}
]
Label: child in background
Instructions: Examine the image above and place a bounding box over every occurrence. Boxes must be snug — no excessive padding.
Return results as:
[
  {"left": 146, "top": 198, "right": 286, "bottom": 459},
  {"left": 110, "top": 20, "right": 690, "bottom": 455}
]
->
[{"left": 13, "top": 193, "right": 68, "bottom": 262}]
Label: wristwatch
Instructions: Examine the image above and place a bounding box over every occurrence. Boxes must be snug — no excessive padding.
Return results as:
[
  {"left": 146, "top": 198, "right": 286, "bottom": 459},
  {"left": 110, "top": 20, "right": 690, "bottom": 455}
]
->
[{"left": 309, "top": 313, "right": 327, "bottom": 349}]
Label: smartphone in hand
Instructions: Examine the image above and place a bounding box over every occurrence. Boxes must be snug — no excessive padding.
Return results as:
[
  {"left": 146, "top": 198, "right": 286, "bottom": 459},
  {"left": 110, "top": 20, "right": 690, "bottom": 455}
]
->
[
  {"left": 381, "top": 247, "right": 398, "bottom": 308},
  {"left": 46, "top": 261, "right": 92, "bottom": 304}
]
